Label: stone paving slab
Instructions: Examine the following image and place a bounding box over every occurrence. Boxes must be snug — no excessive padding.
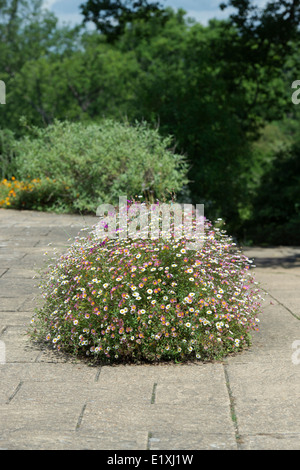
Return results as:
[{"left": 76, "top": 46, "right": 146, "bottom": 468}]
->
[
  {"left": 1, "top": 268, "right": 40, "bottom": 279},
  {"left": 0, "top": 279, "right": 38, "bottom": 297},
  {"left": 0, "top": 402, "right": 82, "bottom": 434},
  {"left": 0, "top": 312, "right": 32, "bottom": 331},
  {"left": 0, "top": 297, "right": 26, "bottom": 312},
  {"left": 146, "top": 431, "right": 237, "bottom": 451},
  {"left": 0, "top": 362, "right": 98, "bottom": 383},
  {"left": 239, "top": 433, "right": 300, "bottom": 451},
  {"left": 231, "top": 247, "right": 300, "bottom": 450},
  {"left": 0, "top": 328, "right": 41, "bottom": 363},
  {"left": 226, "top": 361, "right": 300, "bottom": 404},
  {"left": 80, "top": 402, "right": 235, "bottom": 434},
  {"left": 234, "top": 400, "right": 299, "bottom": 434},
  {"left": 0, "top": 208, "right": 300, "bottom": 450}
]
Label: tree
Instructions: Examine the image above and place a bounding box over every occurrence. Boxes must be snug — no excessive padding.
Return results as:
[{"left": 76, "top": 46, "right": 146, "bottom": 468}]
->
[
  {"left": 214, "top": 1, "right": 300, "bottom": 130},
  {"left": 244, "top": 141, "right": 300, "bottom": 245},
  {"left": 220, "top": 0, "right": 300, "bottom": 49},
  {"left": 110, "top": 5, "right": 299, "bottom": 233},
  {"left": 80, "top": 0, "right": 167, "bottom": 42},
  {"left": 0, "top": 0, "right": 79, "bottom": 77},
  {"left": 113, "top": 13, "right": 265, "bottom": 228},
  {"left": 1, "top": 34, "right": 140, "bottom": 134}
]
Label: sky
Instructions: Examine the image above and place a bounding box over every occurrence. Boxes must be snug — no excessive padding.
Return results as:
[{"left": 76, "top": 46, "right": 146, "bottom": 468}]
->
[{"left": 42, "top": 0, "right": 269, "bottom": 28}]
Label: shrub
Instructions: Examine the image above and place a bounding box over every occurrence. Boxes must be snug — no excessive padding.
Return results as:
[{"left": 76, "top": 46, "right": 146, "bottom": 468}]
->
[
  {"left": 28, "top": 199, "right": 262, "bottom": 364},
  {"left": 0, "top": 129, "right": 17, "bottom": 180},
  {"left": 14, "top": 119, "right": 189, "bottom": 213},
  {"left": 0, "top": 177, "right": 73, "bottom": 212}
]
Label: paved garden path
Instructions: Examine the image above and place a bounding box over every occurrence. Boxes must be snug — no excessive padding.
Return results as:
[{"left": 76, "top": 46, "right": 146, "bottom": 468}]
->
[{"left": 0, "top": 209, "right": 299, "bottom": 450}]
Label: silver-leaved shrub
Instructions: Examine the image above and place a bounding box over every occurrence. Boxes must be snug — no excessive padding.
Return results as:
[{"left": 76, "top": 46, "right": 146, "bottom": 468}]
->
[{"left": 15, "top": 119, "right": 189, "bottom": 213}]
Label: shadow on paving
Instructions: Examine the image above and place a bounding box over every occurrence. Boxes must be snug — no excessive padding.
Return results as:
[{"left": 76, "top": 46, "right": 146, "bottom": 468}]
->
[{"left": 251, "top": 255, "right": 300, "bottom": 269}]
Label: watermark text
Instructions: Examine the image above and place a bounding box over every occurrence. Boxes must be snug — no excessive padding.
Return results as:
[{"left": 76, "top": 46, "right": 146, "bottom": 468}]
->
[
  {"left": 0, "top": 80, "right": 5, "bottom": 104},
  {"left": 95, "top": 197, "right": 205, "bottom": 251},
  {"left": 291, "top": 80, "right": 300, "bottom": 104},
  {"left": 0, "top": 340, "right": 6, "bottom": 364},
  {"left": 292, "top": 340, "right": 300, "bottom": 365}
]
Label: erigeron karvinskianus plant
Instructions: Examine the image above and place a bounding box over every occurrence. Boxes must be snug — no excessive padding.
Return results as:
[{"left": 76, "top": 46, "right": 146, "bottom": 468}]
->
[{"left": 29, "top": 199, "right": 262, "bottom": 363}]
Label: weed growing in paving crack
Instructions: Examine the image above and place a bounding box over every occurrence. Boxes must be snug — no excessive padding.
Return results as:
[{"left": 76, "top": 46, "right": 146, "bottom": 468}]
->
[{"left": 28, "top": 199, "right": 262, "bottom": 364}]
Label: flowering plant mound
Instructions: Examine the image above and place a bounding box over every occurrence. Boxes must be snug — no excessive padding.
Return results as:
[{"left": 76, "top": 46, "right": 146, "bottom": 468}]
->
[{"left": 29, "top": 200, "right": 262, "bottom": 364}]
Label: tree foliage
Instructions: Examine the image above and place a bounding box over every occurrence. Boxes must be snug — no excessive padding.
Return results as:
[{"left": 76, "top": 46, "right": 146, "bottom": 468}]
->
[
  {"left": 80, "top": 0, "right": 167, "bottom": 42},
  {"left": 245, "top": 141, "right": 300, "bottom": 245},
  {"left": 0, "top": 0, "right": 299, "bottom": 243}
]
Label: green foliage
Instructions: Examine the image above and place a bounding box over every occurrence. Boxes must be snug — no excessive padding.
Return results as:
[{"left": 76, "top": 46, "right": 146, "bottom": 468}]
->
[
  {"left": 14, "top": 119, "right": 189, "bottom": 213},
  {"left": 1, "top": 0, "right": 300, "bottom": 243},
  {"left": 244, "top": 142, "right": 300, "bottom": 246},
  {"left": 221, "top": 0, "right": 300, "bottom": 52},
  {"left": 0, "top": 0, "right": 82, "bottom": 135},
  {"left": 80, "top": 0, "right": 166, "bottom": 43},
  {"left": 5, "top": 40, "right": 139, "bottom": 131},
  {"left": 0, "top": 129, "right": 17, "bottom": 179},
  {"left": 117, "top": 15, "right": 257, "bottom": 228},
  {"left": 243, "top": 122, "right": 293, "bottom": 207}
]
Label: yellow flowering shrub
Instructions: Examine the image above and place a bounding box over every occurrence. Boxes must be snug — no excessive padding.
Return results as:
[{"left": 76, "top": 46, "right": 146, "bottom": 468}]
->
[{"left": 0, "top": 177, "right": 72, "bottom": 211}]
